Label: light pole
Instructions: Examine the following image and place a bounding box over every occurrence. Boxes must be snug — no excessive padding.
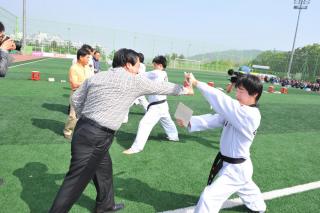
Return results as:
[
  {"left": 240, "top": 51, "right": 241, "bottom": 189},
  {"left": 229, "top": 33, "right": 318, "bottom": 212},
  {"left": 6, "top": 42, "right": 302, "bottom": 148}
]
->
[
  {"left": 287, "top": 0, "right": 310, "bottom": 79},
  {"left": 187, "top": 43, "right": 191, "bottom": 58},
  {"left": 22, "top": 0, "right": 26, "bottom": 51},
  {"left": 67, "top": 27, "right": 70, "bottom": 54}
]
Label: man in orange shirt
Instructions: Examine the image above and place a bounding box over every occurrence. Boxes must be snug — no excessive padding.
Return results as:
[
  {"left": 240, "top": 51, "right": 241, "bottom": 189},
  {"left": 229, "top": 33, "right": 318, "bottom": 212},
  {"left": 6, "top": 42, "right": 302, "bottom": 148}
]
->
[{"left": 63, "top": 48, "right": 91, "bottom": 139}]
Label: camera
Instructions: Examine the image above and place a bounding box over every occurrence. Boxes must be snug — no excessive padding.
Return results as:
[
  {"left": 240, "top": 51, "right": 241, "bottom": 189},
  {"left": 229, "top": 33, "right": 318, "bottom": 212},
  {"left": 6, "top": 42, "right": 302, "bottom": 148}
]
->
[
  {"left": 227, "top": 69, "right": 243, "bottom": 84},
  {"left": 0, "top": 36, "right": 22, "bottom": 51}
]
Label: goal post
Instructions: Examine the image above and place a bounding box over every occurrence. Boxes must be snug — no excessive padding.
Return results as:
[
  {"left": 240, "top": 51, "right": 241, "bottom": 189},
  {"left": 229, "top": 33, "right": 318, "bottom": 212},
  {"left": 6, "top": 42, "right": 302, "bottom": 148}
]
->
[{"left": 172, "top": 58, "right": 201, "bottom": 71}]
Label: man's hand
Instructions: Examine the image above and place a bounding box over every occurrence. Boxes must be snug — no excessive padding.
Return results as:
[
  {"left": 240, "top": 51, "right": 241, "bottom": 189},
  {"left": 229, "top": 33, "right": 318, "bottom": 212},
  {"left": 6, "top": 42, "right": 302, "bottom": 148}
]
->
[
  {"left": 176, "top": 118, "right": 185, "bottom": 127},
  {"left": 176, "top": 118, "right": 191, "bottom": 128},
  {"left": 184, "top": 84, "right": 194, "bottom": 96},
  {"left": 183, "top": 72, "right": 194, "bottom": 95},
  {"left": 185, "top": 72, "right": 198, "bottom": 87}
]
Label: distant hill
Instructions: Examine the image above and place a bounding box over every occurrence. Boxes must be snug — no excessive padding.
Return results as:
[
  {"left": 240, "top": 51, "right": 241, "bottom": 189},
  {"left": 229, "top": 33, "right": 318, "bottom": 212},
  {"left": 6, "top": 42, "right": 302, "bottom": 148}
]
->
[{"left": 190, "top": 49, "right": 263, "bottom": 63}]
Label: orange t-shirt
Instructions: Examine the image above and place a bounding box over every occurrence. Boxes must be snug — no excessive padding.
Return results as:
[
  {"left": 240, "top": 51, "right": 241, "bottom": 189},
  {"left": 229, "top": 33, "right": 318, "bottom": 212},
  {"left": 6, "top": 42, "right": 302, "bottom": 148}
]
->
[{"left": 69, "top": 63, "right": 86, "bottom": 91}]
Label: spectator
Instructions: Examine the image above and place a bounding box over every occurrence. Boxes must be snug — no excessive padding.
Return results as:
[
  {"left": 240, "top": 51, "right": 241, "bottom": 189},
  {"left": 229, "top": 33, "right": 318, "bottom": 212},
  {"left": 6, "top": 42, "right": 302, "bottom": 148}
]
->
[
  {"left": 93, "top": 50, "right": 101, "bottom": 74},
  {"left": 63, "top": 48, "right": 91, "bottom": 139}
]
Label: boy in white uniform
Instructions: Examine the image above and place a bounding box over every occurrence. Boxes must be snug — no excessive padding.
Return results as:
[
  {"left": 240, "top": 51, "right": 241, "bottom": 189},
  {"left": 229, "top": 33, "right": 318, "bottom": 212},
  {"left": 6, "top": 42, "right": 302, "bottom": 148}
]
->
[
  {"left": 133, "top": 53, "right": 149, "bottom": 111},
  {"left": 123, "top": 53, "right": 149, "bottom": 123},
  {"left": 177, "top": 73, "right": 266, "bottom": 213},
  {"left": 123, "top": 56, "right": 179, "bottom": 154}
]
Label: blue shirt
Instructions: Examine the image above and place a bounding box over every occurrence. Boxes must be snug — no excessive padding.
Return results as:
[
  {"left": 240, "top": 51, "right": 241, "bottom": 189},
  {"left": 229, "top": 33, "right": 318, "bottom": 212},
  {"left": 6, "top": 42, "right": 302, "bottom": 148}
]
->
[{"left": 93, "top": 57, "right": 101, "bottom": 73}]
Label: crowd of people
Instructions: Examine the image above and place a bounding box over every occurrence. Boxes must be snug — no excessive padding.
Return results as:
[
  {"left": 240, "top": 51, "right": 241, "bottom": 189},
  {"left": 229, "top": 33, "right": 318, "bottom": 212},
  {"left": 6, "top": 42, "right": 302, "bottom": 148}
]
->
[{"left": 279, "top": 78, "right": 320, "bottom": 92}]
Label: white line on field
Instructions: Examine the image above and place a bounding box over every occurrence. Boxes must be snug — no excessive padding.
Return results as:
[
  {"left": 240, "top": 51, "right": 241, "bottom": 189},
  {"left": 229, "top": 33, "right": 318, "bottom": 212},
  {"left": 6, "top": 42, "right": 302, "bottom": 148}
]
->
[
  {"left": 161, "top": 181, "right": 320, "bottom": 213},
  {"left": 9, "top": 58, "right": 51, "bottom": 68}
]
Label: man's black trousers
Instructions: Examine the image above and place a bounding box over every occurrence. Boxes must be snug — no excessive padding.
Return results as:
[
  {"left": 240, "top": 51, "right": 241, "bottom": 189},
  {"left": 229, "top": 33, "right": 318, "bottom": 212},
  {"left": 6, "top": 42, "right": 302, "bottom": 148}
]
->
[{"left": 49, "top": 117, "right": 115, "bottom": 213}]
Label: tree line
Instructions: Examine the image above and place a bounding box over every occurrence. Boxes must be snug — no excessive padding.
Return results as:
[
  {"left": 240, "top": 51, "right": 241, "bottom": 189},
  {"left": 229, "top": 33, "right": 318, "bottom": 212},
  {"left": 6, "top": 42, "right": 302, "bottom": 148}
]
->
[{"left": 251, "top": 43, "right": 320, "bottom": 80}]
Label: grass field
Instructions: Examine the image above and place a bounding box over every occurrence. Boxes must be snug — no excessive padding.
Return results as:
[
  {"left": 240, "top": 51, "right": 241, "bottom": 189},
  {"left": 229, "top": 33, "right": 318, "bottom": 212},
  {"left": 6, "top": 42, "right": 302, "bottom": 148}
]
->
[{"left": 0, "top": 57, "right": 319, "bottom": 213}]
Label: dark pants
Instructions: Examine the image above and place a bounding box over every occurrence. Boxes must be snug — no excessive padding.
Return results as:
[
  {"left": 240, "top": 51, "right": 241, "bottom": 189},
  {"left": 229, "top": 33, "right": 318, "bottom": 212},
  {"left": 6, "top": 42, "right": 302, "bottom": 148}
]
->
[{"left": 49, "top": 117, "right": 115, "bottom": 213}]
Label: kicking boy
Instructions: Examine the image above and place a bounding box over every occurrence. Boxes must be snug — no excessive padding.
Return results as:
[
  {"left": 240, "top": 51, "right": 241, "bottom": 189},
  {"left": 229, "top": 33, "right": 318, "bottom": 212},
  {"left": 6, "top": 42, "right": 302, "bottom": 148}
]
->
[{"left": 123, "top": 55, "right": 179, "bottom": 154}]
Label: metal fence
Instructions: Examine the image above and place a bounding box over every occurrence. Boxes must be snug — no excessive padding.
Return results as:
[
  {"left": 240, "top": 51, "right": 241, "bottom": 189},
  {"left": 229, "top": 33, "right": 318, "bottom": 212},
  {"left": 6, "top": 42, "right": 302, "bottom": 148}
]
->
[
  {"left": 0, "top": 7, "right": 18, "bottom": 36},
  {"left": 1, "top": 7, "right": 319, "bottom": 79}
]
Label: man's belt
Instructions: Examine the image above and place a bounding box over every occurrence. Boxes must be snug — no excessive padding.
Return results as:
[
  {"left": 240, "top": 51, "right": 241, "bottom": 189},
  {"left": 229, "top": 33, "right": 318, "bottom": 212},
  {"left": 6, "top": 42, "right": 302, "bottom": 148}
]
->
[
  {"left": 147, "top": 99, "right": 166, "bottom": 111},
  {"left": 80, "top": 116, "right": 115, "bottom": 134},
  {"left": 207, "top": 152, "right": 246, "bottom": 185}
]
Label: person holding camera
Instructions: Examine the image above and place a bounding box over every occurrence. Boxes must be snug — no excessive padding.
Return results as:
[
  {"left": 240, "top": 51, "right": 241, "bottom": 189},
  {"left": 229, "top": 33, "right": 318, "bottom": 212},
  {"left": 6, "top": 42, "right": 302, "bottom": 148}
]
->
[
  {"left": 0, "top": 21, "right": 17, "bottom": 186},
  {"left": 226, "top": 69, "right": 244, "bottom": 93},
  {"left": 177, "top": 73, "right": 266, "bottom": 213},
  {"left": 0, "top": 22, "right": 16, "bottom": 78}
]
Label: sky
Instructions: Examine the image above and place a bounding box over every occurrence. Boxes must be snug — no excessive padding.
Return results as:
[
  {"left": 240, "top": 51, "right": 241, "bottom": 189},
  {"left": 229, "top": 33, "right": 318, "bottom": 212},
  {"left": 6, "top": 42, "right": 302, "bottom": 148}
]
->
[{"left": 0, "top": 0, "right": 319, "bottom": 56}]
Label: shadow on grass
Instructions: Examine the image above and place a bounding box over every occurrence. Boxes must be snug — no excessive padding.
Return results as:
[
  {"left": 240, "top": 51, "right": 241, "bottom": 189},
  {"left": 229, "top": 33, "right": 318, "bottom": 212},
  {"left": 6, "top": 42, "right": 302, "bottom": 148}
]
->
[
  {"left": 13, "top": 162, "right": 94, "bottom": 213},
  {"left": 115, "top": 130, "right": 219, "bottom": 150},
  {"left": 13, "top": 163, "right": 197, "bottom": 212},
  {"left": 128, "top": 111, "right": 145, "bottom": 116},
  {"left": 221, "top": 205, "right": 256, "bottom": 212},
  {"left": 42, "top": 103, "right": 68, "bottom": 115},
  {"left": 114, "top": 175, "right": 198, "bottom": 212},
  {"left": 31, "top": 118, "right": 64, "bottom": 136}
]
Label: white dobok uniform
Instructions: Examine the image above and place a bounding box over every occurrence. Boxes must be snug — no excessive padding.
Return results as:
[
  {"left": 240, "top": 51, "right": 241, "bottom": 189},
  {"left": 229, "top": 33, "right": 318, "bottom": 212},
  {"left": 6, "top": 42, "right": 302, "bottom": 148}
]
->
[
  {"left": 130, "top": 69, "right": 179, "bottom": 152},
  {"left": 133, "top": 63, "right": 149, "bottom": 111},
  {"left": 190, "top": 82, "right": 266, "bottom": 213}
]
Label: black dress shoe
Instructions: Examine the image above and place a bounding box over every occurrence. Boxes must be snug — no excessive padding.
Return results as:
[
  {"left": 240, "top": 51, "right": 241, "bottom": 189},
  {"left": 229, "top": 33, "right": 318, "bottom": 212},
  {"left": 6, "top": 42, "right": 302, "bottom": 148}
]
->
[
  {"left": 95, "top": 203, "right": 125, "bottom": 213},
  {"left": 107, "top": 203, "right": 124, "bottom": 212}
]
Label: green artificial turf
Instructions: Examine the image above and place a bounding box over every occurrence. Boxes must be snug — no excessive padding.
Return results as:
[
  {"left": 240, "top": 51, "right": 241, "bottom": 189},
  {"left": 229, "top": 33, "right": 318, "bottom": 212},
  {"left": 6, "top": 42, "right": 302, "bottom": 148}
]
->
[{"left": 0, "top": 58, "right": 319, "bottom": 212}]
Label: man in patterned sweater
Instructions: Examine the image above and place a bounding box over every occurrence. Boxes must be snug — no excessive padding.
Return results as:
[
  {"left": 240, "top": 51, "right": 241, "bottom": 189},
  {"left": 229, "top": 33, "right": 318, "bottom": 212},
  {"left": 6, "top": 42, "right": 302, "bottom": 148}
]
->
[{"left": 49, "top": 48, "right": 193, "bottom": 213}]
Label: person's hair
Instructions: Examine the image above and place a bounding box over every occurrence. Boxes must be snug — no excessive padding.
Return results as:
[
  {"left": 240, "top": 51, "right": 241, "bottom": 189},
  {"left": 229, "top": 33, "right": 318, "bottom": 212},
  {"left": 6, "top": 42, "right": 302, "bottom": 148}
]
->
[
  {"left": 94, "top": 50, "right": 100, "bottom": 55},
  {"left": 81, "top": 44, "right": 93, "bottom": 52},
  {"left": 138, "top": 52, "right": 144, "bottom": 63},
  {"left": 77, "top": 48, "right": 90, "bottom": 60},
  {"left": 0, "top": 22, "right": 4, "bottom": 32},
  {"left": 112, "top": 48, "right": 139, "bottom": 68},
  {"left": 152, "top": 55, "right": 167, "bottom": 69},
  {"left": 235, "top": 74, "right": 263, "bottom": 102}
]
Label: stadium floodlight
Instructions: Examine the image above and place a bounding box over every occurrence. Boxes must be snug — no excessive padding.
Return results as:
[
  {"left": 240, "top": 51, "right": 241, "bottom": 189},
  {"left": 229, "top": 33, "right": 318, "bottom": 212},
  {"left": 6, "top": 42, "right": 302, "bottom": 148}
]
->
[{"left": 287, "top": 0, "right": 311, "bottom": 79}]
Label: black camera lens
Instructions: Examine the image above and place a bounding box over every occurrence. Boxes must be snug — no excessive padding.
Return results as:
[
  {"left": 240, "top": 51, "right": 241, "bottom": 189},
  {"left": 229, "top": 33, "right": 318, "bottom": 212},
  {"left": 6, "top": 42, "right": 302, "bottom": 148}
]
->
[
  {"left": 230, "top": 76, "right": 238, "bottom": 83},
  {"left": 14, "top": 40, "right": 22, "bottom": 51}
]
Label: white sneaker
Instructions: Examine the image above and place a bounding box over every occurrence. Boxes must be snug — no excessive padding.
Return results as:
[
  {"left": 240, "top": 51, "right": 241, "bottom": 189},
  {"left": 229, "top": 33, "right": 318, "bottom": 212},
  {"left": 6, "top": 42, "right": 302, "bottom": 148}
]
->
[
  {"left": 122, "top": 115, "right": 128, "bottom": 124},
  {"left": 167, "top": 137, "right": 179, "bottom": 142}
]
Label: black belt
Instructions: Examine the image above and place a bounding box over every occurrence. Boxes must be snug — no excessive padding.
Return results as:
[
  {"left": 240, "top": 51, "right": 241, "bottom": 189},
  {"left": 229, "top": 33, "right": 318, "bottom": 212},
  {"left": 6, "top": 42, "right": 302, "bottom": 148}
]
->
[
  {"left": 147, "top": 99, "right": 166, "bottom": 111},
  {"left": 207, "top": 152, "right": 246, "bottom": 185},
  {"left": 80, "top": 116, "right": 115, "bottom": 134}
]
